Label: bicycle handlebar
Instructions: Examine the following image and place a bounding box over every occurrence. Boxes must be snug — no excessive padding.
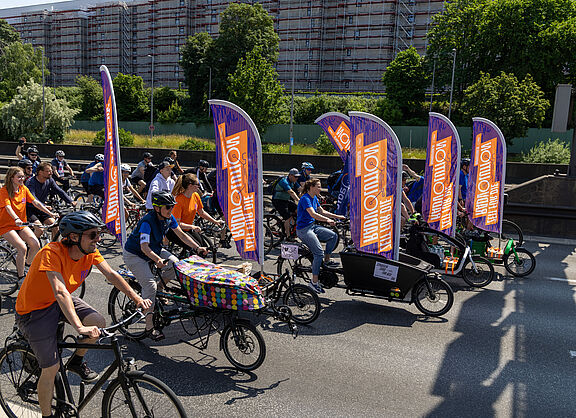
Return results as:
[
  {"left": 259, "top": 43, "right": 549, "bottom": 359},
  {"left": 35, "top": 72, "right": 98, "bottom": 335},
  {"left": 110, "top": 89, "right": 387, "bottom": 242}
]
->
[{"left": 99, "top": 309, "right": 145, "bottom": 338}]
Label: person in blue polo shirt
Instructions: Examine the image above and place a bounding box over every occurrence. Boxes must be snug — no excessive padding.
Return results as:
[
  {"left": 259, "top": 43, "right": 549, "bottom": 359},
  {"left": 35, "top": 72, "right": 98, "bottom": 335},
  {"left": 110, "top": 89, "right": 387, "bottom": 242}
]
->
[
  {"left": 296, "top": 178, "right": 345, "bottom": 294},
  {"left": 272, "top": 168, "right": 300, "bottom": 240}
]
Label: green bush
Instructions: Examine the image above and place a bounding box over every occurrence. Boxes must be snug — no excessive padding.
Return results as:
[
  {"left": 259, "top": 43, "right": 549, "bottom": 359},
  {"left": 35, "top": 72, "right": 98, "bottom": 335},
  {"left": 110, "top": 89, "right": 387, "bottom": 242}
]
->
[
  {"left": 179, "top": 137, "right": 216, "bottom": 151},
  {"left": 315, "top": 133, "right": 336, "bottom": 155},
  {"left": 158, "top": 100, "right": 182, "bottom": 124},
  {"left": 521, "top": 138, "right": 570, "bottom": 164},
  {"left": 92, "top": 128, "right": 135, "bottom": 147}
]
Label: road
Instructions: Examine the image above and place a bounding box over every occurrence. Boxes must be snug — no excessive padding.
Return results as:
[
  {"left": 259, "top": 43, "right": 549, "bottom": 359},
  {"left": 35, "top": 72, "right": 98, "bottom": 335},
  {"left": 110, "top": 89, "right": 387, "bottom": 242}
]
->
[{"left": 1, "top": 238, "right": 575, "bottom": 417}]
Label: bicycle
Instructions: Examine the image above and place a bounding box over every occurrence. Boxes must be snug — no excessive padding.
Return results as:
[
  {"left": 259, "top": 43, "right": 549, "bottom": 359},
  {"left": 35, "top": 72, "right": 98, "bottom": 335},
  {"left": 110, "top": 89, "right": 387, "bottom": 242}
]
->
[
  {"left": 0, "top": 309, "right": 187, "bottom": 417},
  {"left": 81, "top": 203, "right": 118, "bottom": 248}
]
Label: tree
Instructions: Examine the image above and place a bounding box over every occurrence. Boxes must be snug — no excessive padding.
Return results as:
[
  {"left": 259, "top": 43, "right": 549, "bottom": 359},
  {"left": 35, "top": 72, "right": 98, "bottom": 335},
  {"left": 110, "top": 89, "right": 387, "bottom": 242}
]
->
[
  {"left": 75, "top": 75, "right": 103, "bottom": 120},
  {"left": 0, "top": 19, "right": 19, "bottom": 55},
  {"left": 462, "top": 72, "right": 549, "bottom": 144},
  {"left": 180, "top": 3, "right": 279, "bottom": 107},
  {"left": 153, "top": 86, "right": 179, "bottom": 113},
  {"left": 381, "top": 47, "right": 428, "bottom": 114},
  {"left": 0, "top": 79, "right": 78, "bottom": 142},
  {"left": 112, "top": 73, "right": 149, "bottom": 121},
  {"left": 228, "top": 47, "right": 284, "bottom": 132},
  {"left": 180, "top": 32, "right": 214, "bottom": 111},
  {"left": 0, "top": 42, "right": 46, "bottom": 102},
  {"left": 427, "top": 0, "right": 576, "bottom": 97}
]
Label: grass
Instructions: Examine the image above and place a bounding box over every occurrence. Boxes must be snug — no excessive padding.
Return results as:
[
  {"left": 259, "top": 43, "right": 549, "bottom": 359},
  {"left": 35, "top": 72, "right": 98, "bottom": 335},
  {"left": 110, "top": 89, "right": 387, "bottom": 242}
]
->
[{"left": 64, "top": 129, "right": 429, "bottom": 158}]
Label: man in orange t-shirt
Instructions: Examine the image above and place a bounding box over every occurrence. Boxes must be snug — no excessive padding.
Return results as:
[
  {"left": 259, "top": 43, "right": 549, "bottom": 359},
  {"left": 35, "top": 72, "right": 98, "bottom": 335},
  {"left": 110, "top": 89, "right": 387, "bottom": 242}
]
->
[{"left": 15, "top": 211, "right": 152, "bottom": 418}]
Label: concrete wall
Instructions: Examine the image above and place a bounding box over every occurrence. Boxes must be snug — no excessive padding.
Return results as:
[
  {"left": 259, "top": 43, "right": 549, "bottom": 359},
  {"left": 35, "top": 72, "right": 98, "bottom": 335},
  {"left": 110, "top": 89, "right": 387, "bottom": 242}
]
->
[{"left": 71, "top": 120, "right": 574, "bottom": 154}]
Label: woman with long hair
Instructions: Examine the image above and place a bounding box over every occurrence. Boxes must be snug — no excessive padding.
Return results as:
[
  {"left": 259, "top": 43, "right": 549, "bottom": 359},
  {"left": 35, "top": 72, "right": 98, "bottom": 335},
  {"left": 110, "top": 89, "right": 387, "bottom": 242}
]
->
[
  {"left": 296, "top": 178, "right": 345, "bottom": 294},
  {"left": 168, "top": 173, "right": 224, "bottom": 254},
  {"left": 0, "top": 167, "right": 57, "bottom": 281}
]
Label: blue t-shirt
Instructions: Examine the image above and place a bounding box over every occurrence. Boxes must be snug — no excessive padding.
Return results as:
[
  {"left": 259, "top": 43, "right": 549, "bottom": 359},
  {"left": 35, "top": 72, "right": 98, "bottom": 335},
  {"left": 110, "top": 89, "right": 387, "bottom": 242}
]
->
[
  {"left": 80, "top": 161, "right": 97, "bottom": 183},
  {"left": 297, "top": 193, "right": 318, "bottom": 230},
  {"left": 406, "top": 176, "right": 424, "bottom": 204},
  {"left": 273, "top": 176, "right": 298, "bottom": 201},
  {"left": 124, "top": 211, "right": 178, "bottom": 260},
  {"left": 459, "top": 170, "right": 468, "bottom": 200},
  {"left": 88, "top": 168, "right": 104, "bottom": 186}
]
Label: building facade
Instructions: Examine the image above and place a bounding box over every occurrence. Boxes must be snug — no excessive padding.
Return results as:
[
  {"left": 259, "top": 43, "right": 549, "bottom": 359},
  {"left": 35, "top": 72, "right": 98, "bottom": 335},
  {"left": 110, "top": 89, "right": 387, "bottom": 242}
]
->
[{"left": 1, "top": 0, "right": 444, "bottom": 91}]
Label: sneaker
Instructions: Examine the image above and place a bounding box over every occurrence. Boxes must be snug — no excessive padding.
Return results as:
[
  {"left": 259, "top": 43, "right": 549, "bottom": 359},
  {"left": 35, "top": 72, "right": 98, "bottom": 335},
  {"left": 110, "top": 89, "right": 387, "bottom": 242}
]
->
[
  {"left": 148, "top": 329, "right": 165, "bottom": 341},
  {"left": 68, "top": 360, "right": 99, "bottom": 382},
  {"left": 323, "top": 260, "right": 340, "bottom": 268},
  {"left": 308, "top": 281, "right": 325, "bottom": 294}
]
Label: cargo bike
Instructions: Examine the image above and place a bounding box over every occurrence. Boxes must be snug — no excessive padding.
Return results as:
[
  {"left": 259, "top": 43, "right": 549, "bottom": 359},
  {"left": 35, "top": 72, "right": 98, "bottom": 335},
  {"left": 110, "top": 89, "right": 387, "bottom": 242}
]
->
[
  {"left": 277, "top": 243, "right": 454, "bottom": 317},
  {"left": 108, "top": 256, "right": 297, "bottom": 372}
]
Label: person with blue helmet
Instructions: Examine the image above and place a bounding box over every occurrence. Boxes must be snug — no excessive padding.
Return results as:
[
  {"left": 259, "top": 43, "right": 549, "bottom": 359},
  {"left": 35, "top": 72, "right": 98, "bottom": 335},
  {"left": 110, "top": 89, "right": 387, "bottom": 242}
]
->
[
  {"left": 298, "top": 162, "right": 315, "bottom": 193},
  {"left": 85, "top": 154, "right": 105, "bottom": 200},
  {"left": 459, "top": 158, "right": 471, "bottom": 202}
]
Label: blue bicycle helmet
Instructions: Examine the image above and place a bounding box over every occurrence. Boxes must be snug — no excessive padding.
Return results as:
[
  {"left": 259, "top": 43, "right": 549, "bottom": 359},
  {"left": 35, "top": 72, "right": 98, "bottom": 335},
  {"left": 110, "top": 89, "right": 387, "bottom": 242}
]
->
[{"left": 301, "top": 162, "right": 314, "bottom": 170}]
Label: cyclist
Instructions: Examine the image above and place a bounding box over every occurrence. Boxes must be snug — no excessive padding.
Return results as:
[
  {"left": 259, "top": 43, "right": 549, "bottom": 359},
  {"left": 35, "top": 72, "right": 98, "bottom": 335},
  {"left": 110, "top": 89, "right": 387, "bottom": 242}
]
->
[
  {"left": 296, "top": 178, "right": 345, "bottom": 294},
  {"left": 79, "top": 154, "right": 102, "bottom": 198},
  {"left": 145, "top": 159, "right": 175, "bottom": 210},
  {"left": 51, "top": 150, "right": 75, "bottom": 192},
  {"left": 85, "top": 154, "right": 105, "bottom": 201},
  {"left": 168, "top": 150, "right": 184, "bottom": 175},
  {"left": 271, "top": 168, "right": 300, "bottom": 240},
  {"left": 130, "top": 152, "right": 154, "bottom": 194},
  {"left": 0, "top": 167, "right": 57, "bottom": 283},
  {"left": 18, "top": 158, "right": 34, "bottom": 182},
  {"left": 121, "top": 164, "right": 144, "bottom": 205},
  {"left": 297, "top": 162, "right": 314, "bottom": 193},
  {"left": 20, "top": 145, "right": 41, "bottom": 174},
  {"left": 123, "top": 191, "right": 207, "bottom": 340},
  {"left": 26, "top": 162, "right": 76, "bottom": 240},
  {"left": 459, "top": 158, "right": 470, "bottom": 203},
  {"left": 169, "top": 173, "right": 225, "bottom": 254},
  {"left": 14, "top": 210, "right": 152, "bottom": 417},
  {"left": 185, "top": 160, "right": 213, "bottom": 197}
]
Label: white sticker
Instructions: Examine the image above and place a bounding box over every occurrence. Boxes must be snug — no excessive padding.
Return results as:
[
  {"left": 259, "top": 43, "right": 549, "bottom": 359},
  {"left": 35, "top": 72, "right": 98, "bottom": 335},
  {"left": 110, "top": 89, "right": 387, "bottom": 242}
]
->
[
  {"left": 281, "top": 243, "right": 299, "bottom": 260},
  {"left": 373, "top": 262, "right": 399, "bottom": 282}
]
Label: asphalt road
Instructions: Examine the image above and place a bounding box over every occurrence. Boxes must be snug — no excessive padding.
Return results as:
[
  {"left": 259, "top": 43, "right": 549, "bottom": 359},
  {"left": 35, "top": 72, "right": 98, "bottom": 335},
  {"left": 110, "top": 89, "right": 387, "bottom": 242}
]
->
[{"left": 1, "top": 237, "right": 575, "bottom": 418}]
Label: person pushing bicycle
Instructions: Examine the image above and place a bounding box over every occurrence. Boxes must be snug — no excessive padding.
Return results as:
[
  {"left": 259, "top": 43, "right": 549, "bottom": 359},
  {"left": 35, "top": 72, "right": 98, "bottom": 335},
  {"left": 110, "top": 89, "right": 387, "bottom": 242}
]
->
[
  {"left": 123, "top": 191, "right": 207, "bottom": 341},
  {"left": 14, "top": 210, "right": 152, "bottom": 418}
]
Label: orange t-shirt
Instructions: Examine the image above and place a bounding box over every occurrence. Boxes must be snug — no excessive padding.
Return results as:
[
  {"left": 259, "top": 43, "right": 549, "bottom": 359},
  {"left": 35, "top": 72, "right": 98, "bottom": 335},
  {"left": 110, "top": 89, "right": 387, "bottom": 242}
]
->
[
  {"left": 16, "top": 242, "right": 104, "bottom": 315},
  {"left": 173, "top": 192, "right": 203, "bottom": 229},
  {"left": 0, "top": 185, "right": 35, "bottom": 236}
]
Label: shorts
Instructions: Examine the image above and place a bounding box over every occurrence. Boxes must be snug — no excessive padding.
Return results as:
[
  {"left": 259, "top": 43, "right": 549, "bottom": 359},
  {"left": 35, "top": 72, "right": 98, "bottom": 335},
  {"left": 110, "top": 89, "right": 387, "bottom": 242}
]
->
[
  {"left": 27, "top": 206, "right": 51, "bottom": 223},
  {"left": 88, "top": 184, "right": 105, "bottom": 198},
  {"left": 272, "top": 199, "right": 297, "bottom": 221},
  {"left": 130, "top": 176, "right": 143, "bottom": 186},
  {"left": 15, "top": 297, "right": 98, "bottom": 369},
  {"left": 81, "top": 181, "right": 90, "bottom": 194}
]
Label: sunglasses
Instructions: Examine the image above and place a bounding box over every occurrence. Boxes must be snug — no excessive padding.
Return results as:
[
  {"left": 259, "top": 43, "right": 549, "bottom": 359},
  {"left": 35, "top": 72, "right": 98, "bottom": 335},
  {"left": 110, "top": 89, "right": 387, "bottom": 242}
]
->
[
  {"left": 84, "top": 231, "right": 101, "bottom": 240},
  {"left": 29, "top": 154, "right": 38, "bottom": 157},
  {"left": 163, "top": 205, "right": 174, "bottom": 210}
]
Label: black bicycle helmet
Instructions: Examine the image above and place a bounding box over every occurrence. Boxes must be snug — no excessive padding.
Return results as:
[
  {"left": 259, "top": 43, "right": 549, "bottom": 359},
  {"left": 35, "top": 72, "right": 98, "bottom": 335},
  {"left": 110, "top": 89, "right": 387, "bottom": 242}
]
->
[
  {"left": 152, "top": 191, "right": 177, "bottom": 207},
  {"left": 59, "top": 211, "right": 105, "bottom": 238},
  {"left": 143, "top": 152, "right": 153, "bottom": 159},
  {"left": 461, "top": 158, "right": 471, "bottom": 166},
  {"left": 55, "top": 150, "right": 65, "bottom": 157},
  {"left": 158, "top": 158, "right": 174, "bottom": 171},
  {"left": 18, "top": 159, "right": 33, "bottom": 168},
  {"left": 198, "top": 160, "right": 210, "bottom": 168},
  {"left": 95, "top": 153, "right": 104, "bottom": 162},
  {"left": 27, "top": 146, "right": 39, "bottom": 154}
]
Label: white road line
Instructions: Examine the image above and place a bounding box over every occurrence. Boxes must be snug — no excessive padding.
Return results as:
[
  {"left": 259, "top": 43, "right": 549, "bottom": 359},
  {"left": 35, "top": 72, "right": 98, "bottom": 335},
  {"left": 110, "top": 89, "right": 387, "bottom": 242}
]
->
[{"left": 545, "top": 277, "right": 576, "bottom": 285}]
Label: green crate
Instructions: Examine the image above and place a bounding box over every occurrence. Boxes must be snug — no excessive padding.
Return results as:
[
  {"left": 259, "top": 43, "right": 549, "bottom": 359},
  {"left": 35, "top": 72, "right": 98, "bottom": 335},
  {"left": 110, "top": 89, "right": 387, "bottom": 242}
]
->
[{"left": 469, "top": 240, "right": 487, "bottom": 255}]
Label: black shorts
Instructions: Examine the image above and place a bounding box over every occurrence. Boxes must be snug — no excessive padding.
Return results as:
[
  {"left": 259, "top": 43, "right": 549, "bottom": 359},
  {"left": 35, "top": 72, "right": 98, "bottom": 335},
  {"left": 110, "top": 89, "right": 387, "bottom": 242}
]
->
[
  {"left": 81, "top": 181, "right": 90, "bottom": 194},
  {"left": 130, "top": 176, "right": 143, "bottom": 186},
  {"left": 272, "top": 199, "right": 297, "bottom": 221},
  {"left": 15, "top": 298, "right": 98, "bottom": 369},
  {"left": 88, "top": 184, "right": 105, "bottom": 198},
  {"left": 27, "top": 206, "right": 51, "bottom": 223}
]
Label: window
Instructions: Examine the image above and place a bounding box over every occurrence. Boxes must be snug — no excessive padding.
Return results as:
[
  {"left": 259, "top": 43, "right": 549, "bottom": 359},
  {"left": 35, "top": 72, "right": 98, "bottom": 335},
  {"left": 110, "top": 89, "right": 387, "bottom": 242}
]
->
[
  {"left": 345, "top": 81, "right": 350, "bottom": 88},
  {"left": 311, "top": 19, "right": 315, "bottom": 28},
  {"left": 304, "top": 63, "right": 308, "bottom": 70},
  {"left": 101, "top": 33, "right": 105, "bottom": 39},
  {"left": 354, "top": 30, "right": 360, "bottom": 39},
  {"left": 28, "top": 31, "right": 32, "bottom": 36},
  {"left": 211, "top": 15, "right": 217, "bottom": 22},
  {"left": 308, "top": 50, "right": 313, "bottom": 59},
  {"left": 101, "top": 57, "right": 105, "bottom": 63},
  {"left": 179, "top": 27, "right": 184, "bottom": 34},
  {"left": 304, "top": 71, "right": 308, "bottom": 78},
  {"left": 98, "top": 49, "right": 102, "bottom": 54},
  {"left": 307, "top": 81, "right": 311, "bottom": 89},
  {"left": 348, "top": 16, "right": 353, "bottom": 24},
  {"left": 175, "top": 45, "right": 180, "bottom": 52},
  {"left": 352, "top": 63, "right": 358, "bottom": 71},
  {"left": 24, "top": 17, "right": 27, "bottom": 22},
  {"left": 307, "top": 8, "right": 311, "bottom": 16},
  {"left": 180, "top": 0, "right": 185, "bottom": 5},
  {"left": 174, "top": 65, "right": 179, "bottom": 71},
  {"left": 174, "top": 71, "right": 179, "bottom": 77},
  {"left": 175, "top": 18, "right": 180, "bottom": 25},
  {"left": 305, "top": 40, "right": 310, "bottom": 47},
  {"left": 347, "top": 49, "right": 351, "bottom": 56},
  {"left": 101, "top": 8, "right": 104, "bottom": 14}
]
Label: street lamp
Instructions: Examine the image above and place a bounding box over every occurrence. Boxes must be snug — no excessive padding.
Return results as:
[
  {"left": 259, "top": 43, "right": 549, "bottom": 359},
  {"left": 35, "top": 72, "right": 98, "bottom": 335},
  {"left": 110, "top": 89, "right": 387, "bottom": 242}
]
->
[
  {"left": 208, "top": 66, "right": 212, "bottom": 116},
  {"left": 288, "top": 38, "right": 297, "bottom": 155},
  {"left": 429, "top": 54, "right": 436, "bottom": 113},
  {"left": 148, "top": 54, "right": 155, "bottom": 140},
  {"left": 41, "top": 47, "right": 46, "bottom": 133},
  {"left": 448, "top": 48, "right": 456, "bottom": 119}
]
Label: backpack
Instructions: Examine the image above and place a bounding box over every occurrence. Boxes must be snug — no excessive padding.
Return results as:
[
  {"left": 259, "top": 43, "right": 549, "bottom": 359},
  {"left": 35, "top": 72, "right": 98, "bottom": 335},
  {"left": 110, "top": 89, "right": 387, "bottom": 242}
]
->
[
  {"left": 266, "top": 176, "right": 283, "bottom": 196},
  {"left": 327, "top": 169, "right": 343, "bottom": 198}
]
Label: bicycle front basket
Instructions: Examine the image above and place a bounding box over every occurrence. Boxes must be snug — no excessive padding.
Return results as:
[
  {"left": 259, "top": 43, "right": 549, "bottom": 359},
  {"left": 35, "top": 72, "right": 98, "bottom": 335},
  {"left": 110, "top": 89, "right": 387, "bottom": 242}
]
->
[{"left": 174, "top": 256, "right": 265, "bottom": 311}]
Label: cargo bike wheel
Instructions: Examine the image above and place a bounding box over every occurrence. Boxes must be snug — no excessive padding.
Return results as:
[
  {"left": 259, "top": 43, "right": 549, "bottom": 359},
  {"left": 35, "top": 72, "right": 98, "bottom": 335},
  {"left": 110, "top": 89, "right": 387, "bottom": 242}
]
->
[
  {"left": 282, "top": 284, "right": 320, "bottom": 325},
  {"left": 108, "top": 281, "right": 149, "bottom": 341},
  {"left": 503, "top": 248, "right": 536, "bottom": 277},
  {"left": 461, "top": 255, "right": 494, "bottom": 288},
  {"left": 221, "top": 319, "right": 266, "bottom": 372},
  {"left": 412, "top": 276, "right": 454, "bottom": 317}
]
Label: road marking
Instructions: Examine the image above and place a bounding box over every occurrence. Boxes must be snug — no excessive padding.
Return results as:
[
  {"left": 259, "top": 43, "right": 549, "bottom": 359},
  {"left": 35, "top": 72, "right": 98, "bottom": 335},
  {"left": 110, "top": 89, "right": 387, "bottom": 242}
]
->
[
  {"left": 570, "top": 351, "right": 576, "bottom": 358},
  {"left": 545, "top": 277, "right": 576, "bottom": 285}
]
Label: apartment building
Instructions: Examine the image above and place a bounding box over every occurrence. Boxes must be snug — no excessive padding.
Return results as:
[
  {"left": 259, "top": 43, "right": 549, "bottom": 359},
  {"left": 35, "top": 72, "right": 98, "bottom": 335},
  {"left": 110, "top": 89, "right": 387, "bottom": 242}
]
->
[{"left": 1, "top": 0, "right": 444, "bottom": 92}]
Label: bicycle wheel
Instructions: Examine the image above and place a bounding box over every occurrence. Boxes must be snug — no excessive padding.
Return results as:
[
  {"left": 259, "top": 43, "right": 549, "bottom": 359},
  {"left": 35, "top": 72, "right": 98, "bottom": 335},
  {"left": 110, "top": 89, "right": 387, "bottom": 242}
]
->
[
  {"left": 503, "top": 247, "right": 536, "bottom": 277},
  {"left": 72, "top": 281, "right": 86, "bottom": 299},
  {"left": 0, "top": 245, "right": 18, "bottom": 296},
  {"left": 263, "top": 225, "right": 276, "bottom": 255},
  {"left": 282, "top": 284, "right": 320, "bottom": 325},
  {"left": 461, "top": 255, "right": 495, "bottom": 288},
  {"left": 501, "top": 219, "right": 524, "bottom": 246},
  {"left": 108, "top": 284, "right": 148, "bottom": 340},
  {"left": 221, "top": 320, "right": 266, "bottom": 371},
  {"left": 0, "top": 344, "right": 65, "bottom": 418},
  {"left": 102, "top": 372, "right": 186, "bottom": 418},
  {"left": 73, "top": 193, "right": 89, "bottom": 207},
  {"left": 276, "top": 254, "right": 314, "bottom": 282},
  {"left": 413, "top": 277, "right": 454, "bottom": 317},
  {"left": 98, "top": 229, "right": 118, "bottom": 248}
]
